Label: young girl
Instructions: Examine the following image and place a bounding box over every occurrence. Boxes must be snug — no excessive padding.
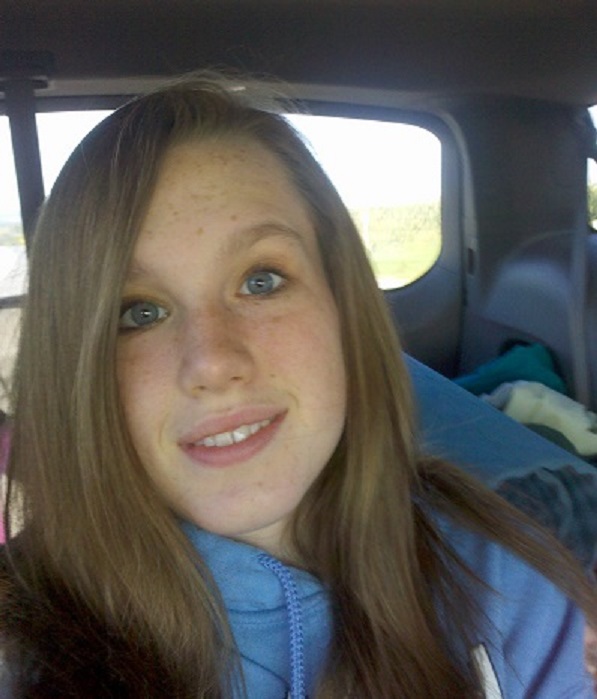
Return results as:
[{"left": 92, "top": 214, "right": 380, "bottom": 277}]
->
[{"left": 1, "top": 75, "right": 595, "bottom": 698}]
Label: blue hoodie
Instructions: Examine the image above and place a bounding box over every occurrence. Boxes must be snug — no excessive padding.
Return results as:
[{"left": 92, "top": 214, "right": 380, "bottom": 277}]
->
[
  {"left": 183, "top": 525, "right": 333, "bottom": 698},
  {"left": 183, "top": 521, "right": 594, "bottom": 699}
]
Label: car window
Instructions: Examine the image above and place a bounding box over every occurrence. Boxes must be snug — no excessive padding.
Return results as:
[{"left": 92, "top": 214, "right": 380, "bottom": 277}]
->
[
  {"left": 0, "top": 108, "right": 444, "bottom": 404},
  {"left": 0, "top": 111, "right": 112, "bottom": 409},
  {"left": 2, "top": 110, "right": 442, "bottom": 294},
  {"left": 0, "top": 116, "right": 25, "bottom": 297},
  {"left": 36, "top": 110, "right": 114, "bottom": 197},
  {"left": 287, "top": 115, "right": 442, "bottom": 289},
  {"left": 0, "top": 110, "right": 113, "bottom": 300},
  {"left": 589, "top": 106, "right": 597, "bottom": 230},
  {"left": 0, "top": 116, "right": 27, "bottom": 409},
  {"left": 0, "top": 109, "right": 442, "bottom": 406}
]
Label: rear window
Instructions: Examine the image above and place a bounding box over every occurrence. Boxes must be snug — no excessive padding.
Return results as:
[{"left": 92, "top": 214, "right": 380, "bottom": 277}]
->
[
  {"left": 1, "top": 110, "right": 442, "bottom": 295},
  {"left": 0, "top": 116, "right": 25, "bottom": 296},
  {"left": 0, "top": 111, "right": 113, "bottom": 408},
  {"left": 589, "top": 106, "right": 597, "bottom": 229},
  {"left": 0, "top": 108, "right": 443, "bottom": 405},
  {"left": 287, "top": 115, "right": 442, "bottom": 289},
  {"left": 0, "top": 110, "right": 114, "bottom": 300},
  {"left": 0, "top": 116, "right": 26, "bottom": 409}
]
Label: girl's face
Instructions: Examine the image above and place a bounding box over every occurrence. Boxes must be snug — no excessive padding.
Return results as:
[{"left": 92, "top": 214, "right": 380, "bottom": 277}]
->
[{"left": 117, "top": 138, "right": 347, "bottom": 555}]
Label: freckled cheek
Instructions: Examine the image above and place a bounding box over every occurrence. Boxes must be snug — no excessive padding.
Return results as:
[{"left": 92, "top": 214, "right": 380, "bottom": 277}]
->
[
  {"left": 302, "top": 313, "right": 347, "bottom": 414},
  {"left": 255, "top": 310, "right": 346, "bottom": 407},
  {"left": 116, "top": 346, "right": 173, "bottom": 428}
]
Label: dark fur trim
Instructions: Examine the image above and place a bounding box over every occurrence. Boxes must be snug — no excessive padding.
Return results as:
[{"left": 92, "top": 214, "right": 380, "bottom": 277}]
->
[{"left": 0, "top": 546, "right": 194, "bottom": 698}]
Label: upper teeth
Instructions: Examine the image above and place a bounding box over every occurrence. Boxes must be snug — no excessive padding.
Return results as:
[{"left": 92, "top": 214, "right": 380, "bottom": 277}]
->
[{"left": 198, "top": 419, "right": 272, "bottom": 448}]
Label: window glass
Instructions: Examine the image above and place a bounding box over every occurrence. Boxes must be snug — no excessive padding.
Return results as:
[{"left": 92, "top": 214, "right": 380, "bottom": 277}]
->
[
  {"left": 589, "top": 106, "right": 597, "bottom": 229},
  {"left": 3, "top": 110, "right": 442, "bottom": 299},
  {"left": 0, "top": 116, "right": 26, "bottom": 409},
  {"left": 36, "top": 110, "right": 113, "bottom": 194},
  {"left": 1, "top": 109, "right": 440, "bottom": 403},
  {"left": 0, "top": 110, "right": 112, "bottom": 302},
  {"left": 287, "top": 115, "right": 442, "bottom": 289},
  {"left": 0, "top": 111, "right": 110, "bottom": 409},
  {"left": 0, "top": 116, "right": 26, "bottom": 297}
]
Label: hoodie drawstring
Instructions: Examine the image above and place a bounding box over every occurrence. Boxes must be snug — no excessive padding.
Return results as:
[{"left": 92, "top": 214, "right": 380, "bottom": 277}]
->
[{"left": 257, "top": 553, "right": 306, "bottom": 699}]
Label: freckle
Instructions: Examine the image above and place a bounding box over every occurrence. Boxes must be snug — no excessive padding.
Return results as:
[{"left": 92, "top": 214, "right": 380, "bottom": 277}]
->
[
  {"left": 230, "top": 214, "right": 238, "bottom": 221},
  {"left": 195, "top": 227, "right": 204, "bottom": 236}
]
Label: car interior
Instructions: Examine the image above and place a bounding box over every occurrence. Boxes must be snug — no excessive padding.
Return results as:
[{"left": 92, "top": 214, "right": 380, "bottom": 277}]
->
[
  {"left": 1, "top": 1, "right": 596, "bottom": 670},
  {"left": 0, "top": 0, "right": 597, "bottom": 684}
]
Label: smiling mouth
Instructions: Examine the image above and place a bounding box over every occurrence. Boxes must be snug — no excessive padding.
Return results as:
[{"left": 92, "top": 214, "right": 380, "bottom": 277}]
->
[{"left": 196, "top": 418, "right": 274, "bottom": 448}]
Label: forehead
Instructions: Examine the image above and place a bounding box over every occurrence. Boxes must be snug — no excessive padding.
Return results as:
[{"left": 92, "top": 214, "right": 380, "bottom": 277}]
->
[
  {"left": 154, "top": 137, "right": 298, "bottom": 201},
  {"left": 141, "top": 137, "right": 313, "bottom": 231},
  {"left": 129, "top": 137, "right": 322, "bottom": 275}
]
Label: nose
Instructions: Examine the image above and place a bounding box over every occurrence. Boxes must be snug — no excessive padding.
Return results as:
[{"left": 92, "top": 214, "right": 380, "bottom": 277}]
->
[{"left": 178, "top": 307, "right": 255, "bottom": 396}]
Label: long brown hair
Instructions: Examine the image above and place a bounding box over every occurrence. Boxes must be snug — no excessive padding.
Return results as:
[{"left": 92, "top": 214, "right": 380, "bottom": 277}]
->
[{"left": 4, "top": 74, "right": 596, "bottom": 697}]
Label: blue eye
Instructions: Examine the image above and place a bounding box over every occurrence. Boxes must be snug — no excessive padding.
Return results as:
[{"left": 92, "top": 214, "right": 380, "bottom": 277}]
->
[
  {"left": 119, "top": 301, "right": 169, "bottom": 330},
  {"left": 240, "top": 270, "right": 284, "bottom": 296}
]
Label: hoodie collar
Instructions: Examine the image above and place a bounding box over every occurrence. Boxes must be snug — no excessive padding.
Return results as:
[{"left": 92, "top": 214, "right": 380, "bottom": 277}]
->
[
  {"left": 182, "top": 523, "right": 332, "bottom": 698},
  {"left": 183, "top": 524, "right": 324, "bottom": 612}
]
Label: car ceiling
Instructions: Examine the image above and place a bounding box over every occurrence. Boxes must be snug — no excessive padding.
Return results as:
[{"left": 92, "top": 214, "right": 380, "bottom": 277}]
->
[{"left": 1, "top": 0, "right": 597, "bottom": 108}]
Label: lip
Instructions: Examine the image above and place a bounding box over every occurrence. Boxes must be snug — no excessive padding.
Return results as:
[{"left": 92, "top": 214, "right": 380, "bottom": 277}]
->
[{"left": 179, "top": 407, "right": 286, "bottom": 468}]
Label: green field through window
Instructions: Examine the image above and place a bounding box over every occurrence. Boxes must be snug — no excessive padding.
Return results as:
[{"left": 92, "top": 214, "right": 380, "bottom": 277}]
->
[{"left": 287, "top": 114, "right": 442, "bottom": 289}]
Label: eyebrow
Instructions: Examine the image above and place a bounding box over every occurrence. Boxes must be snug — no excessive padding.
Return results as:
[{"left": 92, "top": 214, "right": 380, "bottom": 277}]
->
[
  {"left": 125, "top": 222, "right": 310, "bottom": 282},
  {"left": 223, "top": 222, "right": 308, "bottom": 257}
]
